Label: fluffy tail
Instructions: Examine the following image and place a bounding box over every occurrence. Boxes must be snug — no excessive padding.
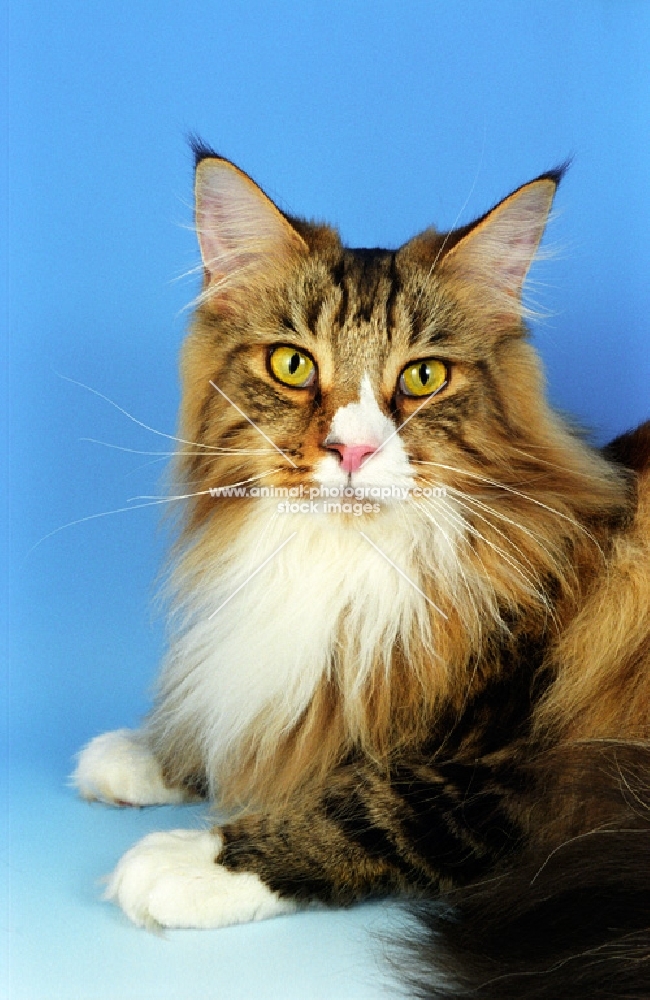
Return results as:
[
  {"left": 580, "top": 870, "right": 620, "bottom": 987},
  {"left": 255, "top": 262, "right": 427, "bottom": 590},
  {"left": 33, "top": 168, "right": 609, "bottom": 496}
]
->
[{"left": 403, "top": 744, "right": 650, "bottom": 1000}]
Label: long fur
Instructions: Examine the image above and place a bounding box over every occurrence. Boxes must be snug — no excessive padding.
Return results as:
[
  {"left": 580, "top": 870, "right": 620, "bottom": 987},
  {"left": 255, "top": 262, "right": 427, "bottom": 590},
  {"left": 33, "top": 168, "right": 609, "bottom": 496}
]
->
[
  {"left": 402, "top": 742, "right": 650, "bottom": 1000},
  {"left": 146, "top": 161, "right": 632, "bottom": 810},
  {"left": 128, "top": 154, "right": 650, "bottom": 996}
]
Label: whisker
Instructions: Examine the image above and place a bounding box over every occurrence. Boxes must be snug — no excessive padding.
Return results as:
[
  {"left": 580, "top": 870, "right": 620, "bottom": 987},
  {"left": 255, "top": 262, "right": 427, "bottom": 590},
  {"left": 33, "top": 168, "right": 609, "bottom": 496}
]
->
[
  {"left": 442, "top": 484, "right": 576, "bottom": 610},
  {"left": 407, "top": 497, "right": 492, "bottom": 744},
  {"left": 417, "top": 491, "right": 553, "bottom": 610},
  {"left": 25, "top": 497, "right": 201, "bottom": 558},
  {"left": 27, "top": 473, "right": 277, "bottom": 557},
  {"left": 122, "top": 455, "right": 172, "bottom": 479},
  {"left": 81, "top": 438, "right": 276, "bottom": 457},
  {"left": 408, "top": 497, "right": 485, "bottom": 636},
  {"left": 171, "top": 260, "right": 205, "bottom": 284},
  {"left": 248, "top": 507, "right": 284, "bottom": 567},
  {"left": 434, "top": 483, "right": 557, "bottom": 582},
  {"left": 412, "top": 495, "right": 503, "bottom": 620},
  {"left": 508, "top": 444, "right": 618, "bottom": 482},
  {"left": 179, "top": 239, "right": 279, "bottom": 313},
  {"left": 357, "top": 530, "right": 448, "bottom": 620},
  {"left": 413, "top": 122, "right": 486, "bottom": 313},
  {"left": 55, "top": 372, "right": 230, "bottom": 454},
  {"left": 127, "top": 470, "right": 277, "bottom": 503},
  {"left": 434, "top": 492, "right": 557, "bottom": 628},
  {"left": 445, "top": 485, "right": 557, "bottom": 555},
  {"left": 414, "top": 458, "right": 605, "bottom": 557}
]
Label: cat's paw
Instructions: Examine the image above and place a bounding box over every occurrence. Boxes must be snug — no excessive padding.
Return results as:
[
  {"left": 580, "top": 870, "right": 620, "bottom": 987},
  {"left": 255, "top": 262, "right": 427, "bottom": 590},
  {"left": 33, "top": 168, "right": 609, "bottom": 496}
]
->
[
  {"left": 104, "top": 829, "right": 297, "bottom": 929},
  {"left": 72, "top": 729, "right": 189, "bottom": 807}
]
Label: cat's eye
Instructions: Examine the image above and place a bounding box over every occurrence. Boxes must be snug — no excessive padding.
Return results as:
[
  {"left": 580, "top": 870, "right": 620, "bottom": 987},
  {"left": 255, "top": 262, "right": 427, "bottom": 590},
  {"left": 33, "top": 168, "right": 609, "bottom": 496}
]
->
[
  {"left": 398, "top": 358, "right": 448, "bottom": 398},
  {"left": 268, "top": 345, "right": 316, "bottom": 389}
]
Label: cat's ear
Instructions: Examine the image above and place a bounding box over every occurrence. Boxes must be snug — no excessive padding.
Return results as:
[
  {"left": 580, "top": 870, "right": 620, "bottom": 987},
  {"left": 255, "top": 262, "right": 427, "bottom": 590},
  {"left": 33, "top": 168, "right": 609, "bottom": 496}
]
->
[
  {"left": 435, "top": 171, "right": 562, "bottom": 322},
  {"left": 194, "top": 155, "right": 308, "bottom": 304}
]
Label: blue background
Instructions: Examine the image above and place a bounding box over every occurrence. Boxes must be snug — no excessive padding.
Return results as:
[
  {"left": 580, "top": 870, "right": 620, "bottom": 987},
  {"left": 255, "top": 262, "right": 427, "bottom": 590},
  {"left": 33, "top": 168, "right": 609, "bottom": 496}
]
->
[{"left": 4, "top": 2, "right": 650, "bottom": 997}]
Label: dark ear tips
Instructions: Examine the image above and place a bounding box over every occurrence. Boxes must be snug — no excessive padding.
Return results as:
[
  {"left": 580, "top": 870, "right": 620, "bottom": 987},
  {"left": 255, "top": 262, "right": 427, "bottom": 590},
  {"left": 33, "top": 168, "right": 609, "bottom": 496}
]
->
[
  {"left": 187, "top": 132, "right": 220, "bottom": 169},
  {"left": 538, "top": 158, "right": 573, "bottom": 189}
]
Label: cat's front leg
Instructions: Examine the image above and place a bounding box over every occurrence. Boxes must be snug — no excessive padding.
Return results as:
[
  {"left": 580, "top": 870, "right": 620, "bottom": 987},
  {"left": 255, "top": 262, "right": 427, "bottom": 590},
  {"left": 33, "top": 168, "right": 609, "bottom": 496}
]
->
[
  {"left": 72, "top": 729, "right": 199, "bottom": 807},
  {"left": 104, "top": 747, "right": 522, "bottom": 929},
  {"left": 105, "top": 828, "right": 299, "bottom": 929},
  {"left": 105, "top": 765, "right": 416, "bottom": 930}
]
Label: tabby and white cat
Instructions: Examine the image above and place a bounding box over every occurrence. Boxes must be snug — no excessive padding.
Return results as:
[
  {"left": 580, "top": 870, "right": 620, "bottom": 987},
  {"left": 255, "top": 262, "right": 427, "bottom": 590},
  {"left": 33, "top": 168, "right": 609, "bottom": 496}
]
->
[{"left": 74, "top": 143, "right": 650, "bottom": 999}]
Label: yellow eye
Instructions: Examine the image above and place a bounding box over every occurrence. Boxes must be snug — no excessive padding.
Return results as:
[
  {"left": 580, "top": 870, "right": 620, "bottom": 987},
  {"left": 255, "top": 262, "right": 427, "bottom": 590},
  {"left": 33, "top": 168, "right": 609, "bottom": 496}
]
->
[
  {"left": 399, "top": 358, "right": 448, "bottom": 398},
  {"left": 269, "top": 346, "right": 316, "bottom": 388}
]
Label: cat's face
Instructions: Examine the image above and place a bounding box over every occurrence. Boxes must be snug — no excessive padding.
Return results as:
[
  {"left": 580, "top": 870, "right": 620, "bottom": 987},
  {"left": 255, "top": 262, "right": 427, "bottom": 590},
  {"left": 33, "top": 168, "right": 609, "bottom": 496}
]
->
[{"left": 180, "top": 155, "right": 561, "bottom": 527}]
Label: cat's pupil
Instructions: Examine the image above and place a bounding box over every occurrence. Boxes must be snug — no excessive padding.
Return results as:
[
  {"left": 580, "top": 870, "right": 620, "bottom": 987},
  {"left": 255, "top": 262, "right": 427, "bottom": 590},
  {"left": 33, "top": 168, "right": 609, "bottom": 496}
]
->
[
  {"left": 289, "top": 353, "right": 301, "bottom": 375},
  {"left": 419, "top": 363, "right": 430, "bottom": 385}
]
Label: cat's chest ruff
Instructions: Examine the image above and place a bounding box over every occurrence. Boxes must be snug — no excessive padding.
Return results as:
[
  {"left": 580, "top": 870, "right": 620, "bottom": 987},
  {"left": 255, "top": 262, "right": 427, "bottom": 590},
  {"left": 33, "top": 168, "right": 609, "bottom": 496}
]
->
[{"left": 165, "top": 503, "right": 449, "bottom": 784}]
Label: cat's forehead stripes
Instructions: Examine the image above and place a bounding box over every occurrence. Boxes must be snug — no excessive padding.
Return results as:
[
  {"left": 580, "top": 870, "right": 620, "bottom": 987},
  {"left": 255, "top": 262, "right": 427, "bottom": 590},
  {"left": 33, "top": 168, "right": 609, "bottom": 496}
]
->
[
  {"left": 334, "top": 249, "right": 396, "bottom": 327},
  {"left": 308, "top": 249, "right": 402, "bottom": 342},
  {"left": 299, "top": 247, "right": 453, "bottom": 366}
]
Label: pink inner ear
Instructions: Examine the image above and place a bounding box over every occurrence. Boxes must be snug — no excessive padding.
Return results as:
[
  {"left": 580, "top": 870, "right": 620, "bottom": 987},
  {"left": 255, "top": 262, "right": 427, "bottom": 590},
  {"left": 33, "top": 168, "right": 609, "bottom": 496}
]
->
[
  {"left": 443, "top": 180, "right": 555, "bottom": 301},
  {"left": 195, "top": 160, "right": 305, "bottom": 286}
]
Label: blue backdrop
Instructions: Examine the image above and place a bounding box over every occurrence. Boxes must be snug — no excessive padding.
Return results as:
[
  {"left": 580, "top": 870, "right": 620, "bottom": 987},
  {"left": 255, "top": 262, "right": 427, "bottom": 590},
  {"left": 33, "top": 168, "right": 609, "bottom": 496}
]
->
[{"left": 5, "top": 2, "right": 650, "bottom": 998}]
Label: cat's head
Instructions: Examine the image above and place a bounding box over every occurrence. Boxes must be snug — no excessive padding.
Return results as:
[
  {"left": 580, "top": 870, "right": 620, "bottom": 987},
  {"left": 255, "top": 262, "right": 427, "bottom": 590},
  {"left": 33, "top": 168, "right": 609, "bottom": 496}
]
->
[{"left": 183, "top": 149, "right": 556, "bottom": 495}]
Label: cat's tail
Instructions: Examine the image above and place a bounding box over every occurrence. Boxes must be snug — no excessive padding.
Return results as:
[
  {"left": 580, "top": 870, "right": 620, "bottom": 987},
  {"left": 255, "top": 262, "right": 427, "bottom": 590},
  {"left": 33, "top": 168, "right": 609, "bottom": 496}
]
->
[{"left": 400, "top": 742, "right": 650, "bottom": 1000}]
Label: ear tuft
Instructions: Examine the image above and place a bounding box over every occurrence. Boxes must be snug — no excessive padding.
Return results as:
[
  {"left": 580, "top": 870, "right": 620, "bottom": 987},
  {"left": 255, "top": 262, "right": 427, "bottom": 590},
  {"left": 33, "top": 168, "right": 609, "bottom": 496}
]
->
[
  {"left": 538, "top": 158, "right": 572, "bottom": 188},
  {"left": 187, "top": 133, "right": 220, "bottom": 168}
]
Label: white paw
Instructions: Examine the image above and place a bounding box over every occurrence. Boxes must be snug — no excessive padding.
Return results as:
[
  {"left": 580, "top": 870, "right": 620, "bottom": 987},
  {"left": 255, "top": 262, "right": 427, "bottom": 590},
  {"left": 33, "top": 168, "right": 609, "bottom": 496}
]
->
[
  {"left": 72, "top": 729, "right": 189, "bottom": 806},
  {"left": 104, "top": 829, "right": 298, "bottom": 929}
]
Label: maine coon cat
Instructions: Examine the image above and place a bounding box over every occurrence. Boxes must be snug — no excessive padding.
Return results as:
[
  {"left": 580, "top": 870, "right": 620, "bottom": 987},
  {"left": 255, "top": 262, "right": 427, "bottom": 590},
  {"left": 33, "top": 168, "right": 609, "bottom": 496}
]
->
[{"left": 74, "top": 142, "right": 650, "bottom": 999}]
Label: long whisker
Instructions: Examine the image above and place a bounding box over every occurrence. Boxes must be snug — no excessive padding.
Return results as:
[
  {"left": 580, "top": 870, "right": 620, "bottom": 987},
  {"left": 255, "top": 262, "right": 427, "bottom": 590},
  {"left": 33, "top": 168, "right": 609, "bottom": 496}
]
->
[
  {"left": 81, "top": 438, "right": 276, "bottom": 457},
  {"left": 413, "top": 122, "right": 486, "bottom": 313},
  {"left": 414, "top": 458, "right": 604, "bottom": 556},
  {"left": 25, "top": 497, "right": 202, "bottom": 558},
  {"left": 366, "top": 391, "right": 439, "bottom": 465},
  {"left": 171, "top": 260, "right": 205, "bottom": 284},
  {"left": 411, "top": 494, "right": 495, "bottom": 598},
  {"left": 445, "top": 485, "right": 558, "bottom": 558},
  {"left": 127, "top": 470, "right": 277, "bottom": 502},
  {"left": 443, "top": 484, "right": 577, "bottom": 605},
  {"left": 430, "top": 482, "right": 556, "bottom": 583},
  {"left": 209, "top": 380, "right": 298, "bottom": 469},
  {"left": 508, "top": 444, "right": 617, "bottom": 482},
  {"left": 408, "top": 497, "right": 484, "bottom": 635},
  {"left": 357, "top": 531, "right": 448, "bottom": 620},
  {"left": 181, "top": 238, "right": 282, "bottom": 313},
  {"left": 407, "top": 497, "right": 491, "bottom": 748},
  {"left": 55, "top": 372, "right": 228, "bottom": 454},
  {"left": 431, "top": 492, "right": 557, "bottom": 628},
  {"left": 26, "top": 468, "right": 278, "bottom": 557},
  {"left": 122, "top": 455, "right": 173, "bottom": 479},
  {"left": 417, "top": 490, "right": 553, "bottom": 610},
  {"left": 412, "top": 495, "right": 506, "bottom": 620}
]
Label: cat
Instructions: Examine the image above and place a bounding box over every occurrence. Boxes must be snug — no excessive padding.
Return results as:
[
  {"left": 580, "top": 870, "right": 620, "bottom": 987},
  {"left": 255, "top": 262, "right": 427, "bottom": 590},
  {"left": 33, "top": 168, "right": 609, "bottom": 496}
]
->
[{"left": 73, "top": 141, "right": 650, "bottom": 999}]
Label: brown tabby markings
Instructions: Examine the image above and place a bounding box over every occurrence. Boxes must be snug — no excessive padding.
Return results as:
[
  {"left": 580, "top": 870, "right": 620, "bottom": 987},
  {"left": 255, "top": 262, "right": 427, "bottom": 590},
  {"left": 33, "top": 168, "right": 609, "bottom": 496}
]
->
[
  {"left": 137, "top": 152, "right": 650, "bottom": 948},
  {"left": 74, "top": 149, "right": 650, "bottom": 998}
]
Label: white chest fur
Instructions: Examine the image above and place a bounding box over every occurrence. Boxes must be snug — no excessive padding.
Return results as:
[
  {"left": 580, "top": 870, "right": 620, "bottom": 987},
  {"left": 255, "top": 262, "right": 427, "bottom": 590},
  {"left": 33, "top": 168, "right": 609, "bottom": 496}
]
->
[{"left": 154, "top": 503, "right": 454, "bottom": 792}]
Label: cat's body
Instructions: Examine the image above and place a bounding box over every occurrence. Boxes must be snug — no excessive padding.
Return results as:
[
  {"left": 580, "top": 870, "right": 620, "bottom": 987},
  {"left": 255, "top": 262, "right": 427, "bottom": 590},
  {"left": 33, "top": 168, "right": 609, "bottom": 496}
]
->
[{"left": 74, "top": 146, "right": 650, "bottom": 998}]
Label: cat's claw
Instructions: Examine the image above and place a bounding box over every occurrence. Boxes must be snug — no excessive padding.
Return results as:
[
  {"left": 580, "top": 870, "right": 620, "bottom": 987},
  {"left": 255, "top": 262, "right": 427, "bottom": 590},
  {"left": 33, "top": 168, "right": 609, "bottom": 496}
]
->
[
  {"left": 104, "top": 829, "right": 297, "bottom": 929},
  {"left": 72, "top": 729, "right": 189, "bottom": 807}
]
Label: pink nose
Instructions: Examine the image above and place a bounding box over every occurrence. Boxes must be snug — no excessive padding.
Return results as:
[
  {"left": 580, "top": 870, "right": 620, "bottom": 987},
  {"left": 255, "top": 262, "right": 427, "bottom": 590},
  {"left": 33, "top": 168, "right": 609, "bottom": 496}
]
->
[{"left": 326, "top": 442, "right": 377, "bottom": 474}]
